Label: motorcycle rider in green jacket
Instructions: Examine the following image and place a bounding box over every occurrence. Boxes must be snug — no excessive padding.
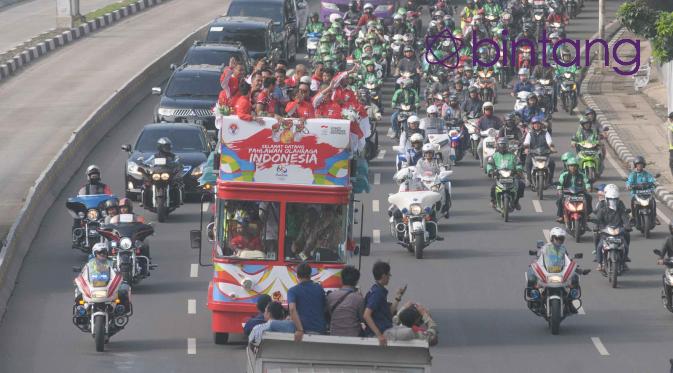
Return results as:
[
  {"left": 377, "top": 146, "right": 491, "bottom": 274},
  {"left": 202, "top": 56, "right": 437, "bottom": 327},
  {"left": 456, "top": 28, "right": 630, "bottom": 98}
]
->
[
  {"left": 486, "top": 138, "right": 525, "bottom": 210},
  {"left": 555, "top": 157, "right": 593, "bottom": 223}
]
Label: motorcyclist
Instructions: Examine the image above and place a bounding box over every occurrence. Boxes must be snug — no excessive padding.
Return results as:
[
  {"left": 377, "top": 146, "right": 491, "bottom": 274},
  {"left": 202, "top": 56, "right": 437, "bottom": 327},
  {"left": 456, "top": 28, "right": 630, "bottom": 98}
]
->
[
  {"left": 571, "top": 116, "right": 600, "bottom": 153},
  {"left": 396, "top": 47, "right": 422, "bottom": 90},
  {"left": 76, "top": 243, "right": 131, "bottom": 312},
  {"left": 516, "top": 93, "right": 544, "bottom": 125},
  {"left": 555, "top": 157, "right": 592, "bottom": 223},
  {"left": 78, "top": 165, "right": 112, "bottom": 195},
  {"left": 453, "top": 78, "right": 468, "bottom": 106},
  {"left": 511, "top": 68, "right": 534, "bottom": 96},
  {"left": 399, "top": 117, "right": 426, "bottom": 151},
  {"left": 554, "top": 48, "right": 579, "bottom": 104},
  {"left": 398, "top": 133, "right": 424, "bottom": 170},
  {"left": 390, "top": 78, "right": 419, "bottom": 138},
  {"left": 306, "top": 12, "right": 324, "bottom": 36},
  {"left": 414, "top": 144, "right": 451, "bottom": 218},
  {"left": 391, "top": 13, "right": 411, "bottom": 35},
  {"left": 420, "top": 105, "right": 446, "bottom": 135},
  {"left": 461, "top": 87, "right": 483, "bottom": 118},
  {"left": 460, "top": 0, "right": 478, "bottom": 31},
  {"left": 154, "top": 137, "right": 177, "bottom": 162},
  {"left": 523, "top": 116, "right": 556, "bottom": 184},
  {"left": 656, "top": 223, "right": 673, "bottom": 263},
  {"left": 483, "top": 0, "right": 502, "bottom": 18},
  {"left": 546, "top": 6, "right": 569, "bottom": 26},
  {"left": 525, "top": 227, "right": 581, "bottom": 312},
  {"left": 357, "top": 3, "right": 378, "bottom": 27},
  {"left": 593, "top": 184, "right": 631, "bottom": 271},
  {"left": 486, "top": 137, "right": 525, "bottom": 210},
  {"left": 103, "top": 199, "right": 120, "bottom": 224},
  {"left": 560, "top": 151, "right": 574, "bottom": 171},
  {"left": 442, "top": 93, "right": 463, "bottom": 121},
  {"left": 476, "top": 101, "right": 503, "bottom": 160},
  {"left": 498, "top": 112, "right": 524, "bottom": 142},
  {"left": 625, "top": 156, "right": 659, "bottom": 224},
  {"left": 344, "top": 1, "right": 362, "bottom": 24},
  {"left": 110, "top": 198, "right": 146, "bottom": 224}
]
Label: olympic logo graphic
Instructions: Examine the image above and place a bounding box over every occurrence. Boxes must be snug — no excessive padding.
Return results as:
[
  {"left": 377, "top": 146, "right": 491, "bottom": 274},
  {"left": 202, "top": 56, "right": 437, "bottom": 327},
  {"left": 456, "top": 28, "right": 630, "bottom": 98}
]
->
[{"left": 424, "top": 28, "right": 464, "bottom": 70}]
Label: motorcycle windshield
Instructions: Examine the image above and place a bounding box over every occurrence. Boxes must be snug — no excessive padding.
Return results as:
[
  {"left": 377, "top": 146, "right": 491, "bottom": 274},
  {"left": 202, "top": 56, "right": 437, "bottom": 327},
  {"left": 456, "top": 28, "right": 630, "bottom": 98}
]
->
[
  {"left": 542, "top": 250, "right": 565, "bottom": 274},
  {"left": 87, "top": 261, "right": 112, "bottom": 287},
  {"left": 71, "top": 194, "right": 117, "bottom": 210},
  {"left": 531, "top": 147, "right": 549, "bottom": 156},
  {"left": 101, "top": 222, "right": 154, "bottom": 241}
]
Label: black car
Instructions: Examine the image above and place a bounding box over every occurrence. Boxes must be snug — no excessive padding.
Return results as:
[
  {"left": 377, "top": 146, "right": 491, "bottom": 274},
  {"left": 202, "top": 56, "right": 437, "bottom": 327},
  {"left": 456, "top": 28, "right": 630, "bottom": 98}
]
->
[
  {"left": 205, "top": 16, "right": 282, "bottom": 64},
  {"left": 226, "top": 0, "right": 300, "bottom": 62},
  {"left": 181, "top": 41, "right": 251, "bottom": 72},
  {"left": 152, "top": 64, "right": 221, "bottom": 130},
  {"left": 122, "top": 123, "right": 213, "bottom": 199}
]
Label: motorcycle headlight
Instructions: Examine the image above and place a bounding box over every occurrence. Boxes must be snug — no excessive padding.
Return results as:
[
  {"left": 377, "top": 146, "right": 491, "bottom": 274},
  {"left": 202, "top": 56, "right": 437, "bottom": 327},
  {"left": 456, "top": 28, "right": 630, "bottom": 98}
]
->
[
  {"left": 534, "top": 14, "right": 542, "bottom": 20},
  {"left": 564, "top": 72, "right": 572, "bottom": 79},
  {"left": 120, "top": 237, "right": 133, "bottom": 250},
  {"left": 431, "top": 184, "right": 441, "bottom": 192},
  {"left": 410, "top": 203, "right": 422, "bottom": 215},
  {"left": 548, "top": 275, "right": 563, "bottom": 283},
  {"left": 152, "top": 173, "right": 161, "bottom": 181},
  {"left": 161, "top": 173, "right": 170, "bottom": 181},
  {"left": 92, "top": 290, "right": 107, "bottom": 298},
  {"left": 637, "top": 197, "right": 650, "bottom": 206},
  {"left": 607, "top": 227, "right": 620, "bottom": 235},
  {"left": 127, "top": 161, "right": 142, "bottom": 177},
  {"left": 534, "top": 159, "right": 547, "bottom": 168},
  {"left": 499, "top": 170, "right": 512, "bottom": 178},
  {"left": 191, "top": 163, "right": 205, "bottom": 178},
  {"left": 86, "top": 209, "right": 99, "bottom": 221},
  {"left": 157, "top": 107, "right": 176, "bottom": 116}
]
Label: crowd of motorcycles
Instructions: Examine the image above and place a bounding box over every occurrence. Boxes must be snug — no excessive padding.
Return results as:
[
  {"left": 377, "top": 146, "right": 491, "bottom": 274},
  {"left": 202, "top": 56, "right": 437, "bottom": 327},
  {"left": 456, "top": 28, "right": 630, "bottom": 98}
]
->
[
  {"left": 315, "top": 0, "right": 670, "bottom": 336},
  {"left": 66, "top": 143, "right": 187, "bottom": 351}
]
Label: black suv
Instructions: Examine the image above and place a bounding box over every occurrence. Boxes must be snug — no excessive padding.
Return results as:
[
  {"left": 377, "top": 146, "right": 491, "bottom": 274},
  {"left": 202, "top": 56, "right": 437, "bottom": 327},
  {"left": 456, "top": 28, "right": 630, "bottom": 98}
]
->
[
  {"left": 122, "top": 123, "right": 213, "bottom": 199},
  {"left": 205, "top": 16, "right": 283, "bottom": 64},
  {"left": 152, "top": 64, "right": 221, "bottom": 131},
  {"left": 181, "top": 41, "right": 251, "bottom": 72}
]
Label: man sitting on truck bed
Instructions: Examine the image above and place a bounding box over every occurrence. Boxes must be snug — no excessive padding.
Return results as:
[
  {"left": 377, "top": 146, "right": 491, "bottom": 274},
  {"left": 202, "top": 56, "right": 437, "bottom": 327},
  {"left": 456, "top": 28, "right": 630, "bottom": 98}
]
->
[
  {"left": 248, "top": 301, "right": 295, "bottom": 347},
  {"left": 289, "top": 262, "right": 327, "bottom": 342},
  {"left": 327, "top": 265, "right": 365, "bottom": 337},
  {"left": 386, "top": 303, "right": 439, "bottom": 346},
  {"left": 243, "top": 294, "right": 272, "bottom": 337}
]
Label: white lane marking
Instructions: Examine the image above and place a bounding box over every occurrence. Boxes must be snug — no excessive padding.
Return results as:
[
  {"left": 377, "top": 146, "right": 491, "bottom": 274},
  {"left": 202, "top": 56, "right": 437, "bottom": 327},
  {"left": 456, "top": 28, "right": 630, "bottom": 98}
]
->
[
  {"left": 202, "top": 202, "right": 210, "bottom": 213},
  {"left": 658, "top": 210, "right": 671, "bottom": 225},
  {"left": 542, "top": 229, "right": 551, "bottom": 242},
  {"left": 591, "top": 337, "right": 610, "bottom": 356},
  {"left": 373, "top": 229, "right": 381, "bottom": 244},
  {"left": 190, "top": 263, "right": 199, "bottom": 278},
  {"left": 372, "top": 199, "right": 380, "bottom": 213},
  {"left": 532, "top": 200, "right": 543, "bottom": 213},
  {"left": 578, "top": 306, "right": 586, "bottom": 315},
  {"left": 188, "top": 299, "right": 196, "bottom": 315},
  {"left": 377, "top": 149, "right": 386, "bottom": 159},
  {"left": 187, "top": 338, "right": 196, "bottom": 355},
  {"left": 374, "top": 173, "right": 381, "bottom": 185}
]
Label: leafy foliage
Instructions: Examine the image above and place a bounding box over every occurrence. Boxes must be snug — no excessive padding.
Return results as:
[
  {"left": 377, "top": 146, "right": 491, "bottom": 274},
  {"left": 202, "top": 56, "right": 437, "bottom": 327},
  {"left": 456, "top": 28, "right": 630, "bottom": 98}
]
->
[
  {"left": 652, "top": 12, "right": 673, "bottom": 63},
  {"left": 617, "top": 0, "right": 660, "bottom": 39}
]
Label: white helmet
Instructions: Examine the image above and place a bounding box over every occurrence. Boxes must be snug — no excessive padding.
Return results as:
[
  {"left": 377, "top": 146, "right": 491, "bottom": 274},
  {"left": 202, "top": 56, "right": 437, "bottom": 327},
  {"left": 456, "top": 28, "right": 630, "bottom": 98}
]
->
[
  {"left": 422, "top": 143, "right": 435, "bottom": 153},
  {"left": 364, "top": 3, "right": 374, "bottom": 10},
  {"left": 410, "top": 133, "right": 424, "bottom": 143},
  {"left": 518, "top": 67, "right": 530, "bottom": 76},
  {"left": 394, "top": 13, "right": 403, "bottom": 20},
  {"left": 482, "top": 101, "right": 494, "bottom": 110},
  {"left": 92, "top": 242, "right": 108, "bottom": 256},
  {"left": 408, "top": 115, "right": 420, "bottom": 124},
  {"left": 329, "top": 13, "right": 342, "bottom": 24},
  {"left": 604, "top": 184, "right": 619, "bottom": 199},
  {"left": 426, "top": 105, "right": 438, "bottom": 115},
  {"left": 549, "top": 227, "right": 566, "bottom": 241},
  {"left": 393, "top": 34, "right": 404, "bottom": 42}
]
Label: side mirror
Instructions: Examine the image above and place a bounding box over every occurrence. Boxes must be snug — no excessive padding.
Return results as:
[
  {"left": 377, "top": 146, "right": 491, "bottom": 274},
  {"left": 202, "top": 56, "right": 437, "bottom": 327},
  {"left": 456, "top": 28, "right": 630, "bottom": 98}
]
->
[
  {"left": 573, "top": 253, "right": 583, "bottom": 259},
  {"left": 358, "top": 236, "right": 371, "bottom": 256},
  {"left": 207, "top": 222, "right": 215, "bottom": 242},
  {"left": 392, "top": 145, "right": 401, "bottom": 153},
  {"left": 121, "top": 144, "right": 132, "bottom": 152},
  {"left": 151, "top": 87, "right": 162, "bottom": 95},
  {"left": 654, "top": 249, "right": 664, "bottom": 257},
  {"left": 189, "top": 230, "right": 201, "bottom": 250},
  {"left": 528, "top": 249, "right": 537, "bottom": 256},
  {"left": 536, "top": 240, "right": 545, "bottom": 248},
  {"left": 213, "top": 152, "right": 221, "bottom": 171},
  {"left": 170, "top": 63, "right": 177, "bottom": 70}
]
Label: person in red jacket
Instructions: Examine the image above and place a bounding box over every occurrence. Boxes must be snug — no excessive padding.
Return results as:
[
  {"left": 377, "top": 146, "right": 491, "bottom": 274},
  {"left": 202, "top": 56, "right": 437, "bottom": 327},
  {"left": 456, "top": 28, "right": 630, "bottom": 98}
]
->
[
  {"left": 285, "top": 64, "right": 306, "bottom": 89},
  {"left": 546, "top": 8, "right": 569, "bottom": 25},
  {"left": 310, "top": 62, "right": 325, "bottom": 93},
  {"left": 234, "top": 82, "right": 264, "bottom": 124},
  {"left": 357, "top": 3, "right": 377, "bottom": 27},
  {"left": 256, "top": 77, "right": 278, "bottom": 116},
  {"left": 315, "top": 90, "right": 343, "bottom": 119},
  {"left": 285, "top": 82, "right": 316, "bottom": 119}
]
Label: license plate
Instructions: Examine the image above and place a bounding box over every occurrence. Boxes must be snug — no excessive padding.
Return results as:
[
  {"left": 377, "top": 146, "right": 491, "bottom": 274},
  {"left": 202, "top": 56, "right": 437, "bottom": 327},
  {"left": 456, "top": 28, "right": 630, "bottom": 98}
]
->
[
  {"left": 154, "top": 158, "right": 166, "bottom": 165},
  {"left": 500, "top": 178, "right": 513, "bottom": 183}
]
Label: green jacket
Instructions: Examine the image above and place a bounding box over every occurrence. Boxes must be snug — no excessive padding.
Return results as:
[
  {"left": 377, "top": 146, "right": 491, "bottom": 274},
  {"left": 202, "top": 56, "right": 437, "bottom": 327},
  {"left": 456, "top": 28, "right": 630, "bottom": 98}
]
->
[
  {"left": 483, "top": 3, "right": 502, "bottom": 16},
  {"left": 557, "top": 170, "right": 591, "bottom": 191},
  {"left": 555, "top": 65, "right": 579, "bottom": 76},
  {"left": 572, "top": 127, "right": 599, "bottom": 144},
  {"left": 306, "top": 22, "right": 324, "bottom": 35},
  {"left": 391, "top": 88, "right": 419, "bottom": 107},
  {"left": 486, "top": 151, "right": 522, "bottom": 175},
  {"left": 363, "top": 72, "right": 383, "bottom": 86}
]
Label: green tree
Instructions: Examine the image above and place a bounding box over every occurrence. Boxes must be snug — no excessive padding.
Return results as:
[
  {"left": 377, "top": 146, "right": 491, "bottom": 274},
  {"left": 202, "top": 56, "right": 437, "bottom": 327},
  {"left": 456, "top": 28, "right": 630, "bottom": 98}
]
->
[
  {"left": 652, "top": 12, "right": 673, "bottom": 63},
  {"left": 617, "top": 0, "right": 660, "bottom": 39}
]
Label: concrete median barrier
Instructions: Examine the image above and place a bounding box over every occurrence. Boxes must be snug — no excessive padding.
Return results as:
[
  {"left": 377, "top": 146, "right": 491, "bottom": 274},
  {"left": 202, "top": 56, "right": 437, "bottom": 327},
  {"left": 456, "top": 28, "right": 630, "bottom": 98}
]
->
[{"left": 0, "top": 21, "right": 209, "bottom": 320}]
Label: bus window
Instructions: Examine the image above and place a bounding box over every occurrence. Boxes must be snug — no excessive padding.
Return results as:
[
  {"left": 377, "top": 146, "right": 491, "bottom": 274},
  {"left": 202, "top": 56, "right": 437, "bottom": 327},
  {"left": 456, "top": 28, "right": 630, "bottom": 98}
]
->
[
  {"left": 217, "top": 200, "right": 280, "bottom": 260},
  {"left": 285, "top": 203, "right": 347, "bottom": 263}
]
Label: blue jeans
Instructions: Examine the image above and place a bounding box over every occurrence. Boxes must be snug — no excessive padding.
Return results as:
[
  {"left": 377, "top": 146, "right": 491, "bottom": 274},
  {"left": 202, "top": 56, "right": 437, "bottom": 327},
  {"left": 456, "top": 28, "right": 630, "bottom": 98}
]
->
[
  {"left": 391, "top": 109, "right": 400, "bottom": 134},
  {"left": 595, "top": 232, "right": 630, "bottom": 263}
]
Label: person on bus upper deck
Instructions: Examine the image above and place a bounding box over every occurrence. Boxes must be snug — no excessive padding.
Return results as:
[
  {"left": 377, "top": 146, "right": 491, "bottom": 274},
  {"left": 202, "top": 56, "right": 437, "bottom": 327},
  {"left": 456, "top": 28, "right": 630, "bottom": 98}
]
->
[
  {"left": 285, "top": 82, "right": 316, "bottom": 119},
  {"left": 234, "top": 82, "right": 265, "bottom": 124}
]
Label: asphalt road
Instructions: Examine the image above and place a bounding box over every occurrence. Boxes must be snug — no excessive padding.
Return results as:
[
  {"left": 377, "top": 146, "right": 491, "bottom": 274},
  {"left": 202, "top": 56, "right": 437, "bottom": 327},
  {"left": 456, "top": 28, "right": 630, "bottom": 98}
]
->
[
  {"left": 0, "top": 0, "right": 122, "bottom": 53},
  {"left": 5, "top": 1, "right": 673, "bottom": 372}
]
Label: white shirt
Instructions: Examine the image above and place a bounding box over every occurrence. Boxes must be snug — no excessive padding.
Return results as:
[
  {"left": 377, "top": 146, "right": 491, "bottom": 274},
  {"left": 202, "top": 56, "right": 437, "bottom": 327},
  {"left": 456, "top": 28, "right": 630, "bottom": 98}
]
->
[{"left": 249, "top": 321, "right": 272, "bottom": 346}]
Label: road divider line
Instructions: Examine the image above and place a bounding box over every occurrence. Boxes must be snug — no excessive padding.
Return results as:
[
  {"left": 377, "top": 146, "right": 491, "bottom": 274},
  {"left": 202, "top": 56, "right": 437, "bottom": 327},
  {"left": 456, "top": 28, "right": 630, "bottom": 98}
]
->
[
  {"left": 372, "top": 200, "right": 380, "bottom": 213},
  {"left": 578, "top": 306, "right": 586, "bottom": 315},
  {"left": 378, "top": 149, "right": 386, "bottom": 159},
  {"left": 542, "top": 229, "right": 550, "bottom": 242},
  {"left": 190, "top": 263, "right": 198, "bottom": 278},
  {"left": 202, "top": 202, "right": 210, "bottom": 213},
  {"left": 373, "top": 229, "right": 381, "bottom": 244},
  {"left": 188, "top": 299, "right": 196, "bottom": 315},
  {"left": 374, "top": 173, "right": 381, "bottom": 185},
  {"left": 591, "top": 337, "right": 610, "bottom": 356},
  {"left": 187, "top": 338, "right": 196, "bottom": 355},
  {"left": 532, "top": 200, "right": 543, "bottom": 213}
]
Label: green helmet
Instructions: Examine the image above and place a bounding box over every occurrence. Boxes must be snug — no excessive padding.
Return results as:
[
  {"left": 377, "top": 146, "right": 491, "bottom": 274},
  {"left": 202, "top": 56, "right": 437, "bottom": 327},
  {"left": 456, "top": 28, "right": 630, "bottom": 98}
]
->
[
  {"left": 323, "top": 54, "right": 335, "bottom": 62},
  {"left": 364, "top": 59, "right": 374, "bottom": 67},
  {"left": 561, "top": 151, "right": 573, "bottom": 163},
  {"left": 397, "top": 7, "right": 407, "bottom": 15},
  {"left": 319, "top": 45, "right": 330, "bottom": 54},
  {"left": 566, "top": 157, "right": 579, "bottom": 167}
]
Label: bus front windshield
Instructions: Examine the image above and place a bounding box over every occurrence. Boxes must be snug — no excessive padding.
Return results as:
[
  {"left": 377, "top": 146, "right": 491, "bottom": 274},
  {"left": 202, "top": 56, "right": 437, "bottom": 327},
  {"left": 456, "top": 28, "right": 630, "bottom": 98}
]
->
[
  {"left": 217, "top": 200, "right": 280, "bottom": 260},
  {"left": 284, "top": 203, "right": 347, "bottom": 263}
]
